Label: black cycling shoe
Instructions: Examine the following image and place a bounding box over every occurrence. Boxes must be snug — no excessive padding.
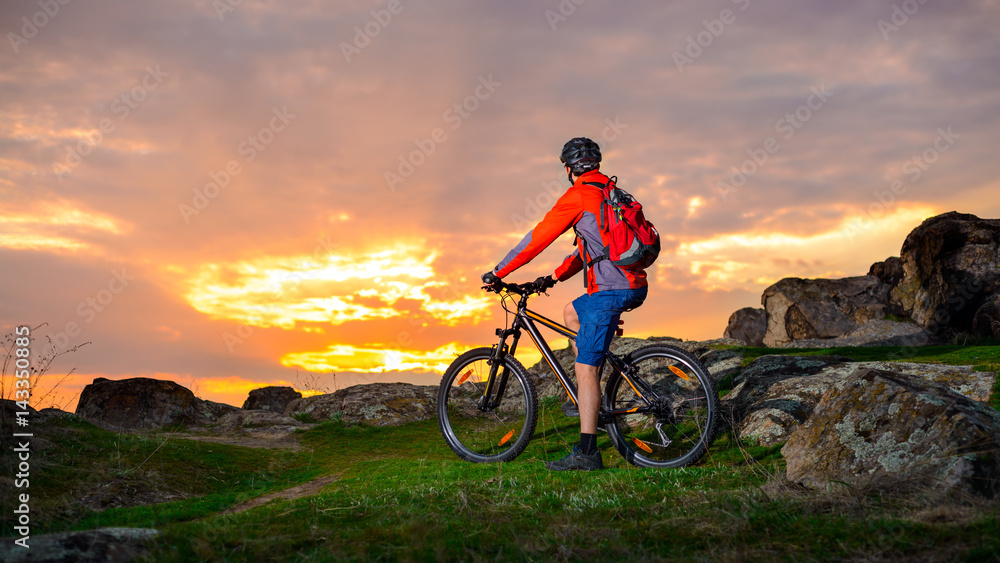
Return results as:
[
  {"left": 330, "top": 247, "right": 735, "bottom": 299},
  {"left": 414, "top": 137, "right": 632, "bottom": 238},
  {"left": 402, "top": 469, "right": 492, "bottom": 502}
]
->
[
  {"left": 544, "top": 445, "right": 604, "bottom": 471},
  {"left": 561, "top": 400, "right": 579, "bottom": 418}
]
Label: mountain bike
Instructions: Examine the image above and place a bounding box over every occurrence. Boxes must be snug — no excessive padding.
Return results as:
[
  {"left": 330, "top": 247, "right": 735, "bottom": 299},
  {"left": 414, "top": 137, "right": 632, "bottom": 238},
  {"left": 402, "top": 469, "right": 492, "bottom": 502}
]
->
[{"left": 436, "top": 278, "right": 719, "bottom": 468}]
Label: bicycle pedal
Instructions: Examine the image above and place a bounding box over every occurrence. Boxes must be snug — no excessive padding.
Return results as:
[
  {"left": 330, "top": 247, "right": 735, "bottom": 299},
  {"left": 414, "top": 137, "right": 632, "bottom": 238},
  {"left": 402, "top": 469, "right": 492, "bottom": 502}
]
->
[{"left": 561, "top": 400, "right": 579, "bottom": 418}]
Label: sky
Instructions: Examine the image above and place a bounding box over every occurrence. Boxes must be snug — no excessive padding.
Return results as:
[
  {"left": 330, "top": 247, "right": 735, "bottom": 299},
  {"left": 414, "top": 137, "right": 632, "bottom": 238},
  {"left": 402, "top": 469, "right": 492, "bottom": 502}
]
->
[{"left": 2, "top": 0, "right": 999, "bottom": 410}]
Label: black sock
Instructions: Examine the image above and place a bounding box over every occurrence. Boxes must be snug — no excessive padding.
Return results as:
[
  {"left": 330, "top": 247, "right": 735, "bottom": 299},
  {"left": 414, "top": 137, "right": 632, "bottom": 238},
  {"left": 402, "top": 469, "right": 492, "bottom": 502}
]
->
[{"left": 579, "top": 433, "right": 597, "bottom": 456}]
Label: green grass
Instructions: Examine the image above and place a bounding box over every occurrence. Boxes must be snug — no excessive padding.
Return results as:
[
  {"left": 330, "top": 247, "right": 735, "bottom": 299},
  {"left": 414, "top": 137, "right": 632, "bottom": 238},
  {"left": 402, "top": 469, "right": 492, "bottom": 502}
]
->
[
  {"left": 4, "top": 344, "right": 999, "bottom": 561},
  {"left": 0, "top": 415, "right": 318, "bottom": 536}
]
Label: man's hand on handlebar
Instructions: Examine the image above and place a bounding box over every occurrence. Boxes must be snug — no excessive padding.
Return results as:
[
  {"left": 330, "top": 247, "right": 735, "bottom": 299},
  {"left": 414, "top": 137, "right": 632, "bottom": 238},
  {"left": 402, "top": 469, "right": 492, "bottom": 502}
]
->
[
  {"left": 481, "top": 271, "right": 500, "bottom": 291},
  {"left": 533, "top": 275, "right": 556, "bottom": 292},
  {"left": 481, "top": 272, "right": 556, "bottom": 295}
]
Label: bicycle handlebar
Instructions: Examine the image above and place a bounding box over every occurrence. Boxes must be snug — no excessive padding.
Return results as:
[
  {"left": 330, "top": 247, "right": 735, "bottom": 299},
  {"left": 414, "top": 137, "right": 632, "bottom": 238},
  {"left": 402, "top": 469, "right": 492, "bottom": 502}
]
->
[{"left": 482, "top": 278, "right": 546, "bottom": 297}]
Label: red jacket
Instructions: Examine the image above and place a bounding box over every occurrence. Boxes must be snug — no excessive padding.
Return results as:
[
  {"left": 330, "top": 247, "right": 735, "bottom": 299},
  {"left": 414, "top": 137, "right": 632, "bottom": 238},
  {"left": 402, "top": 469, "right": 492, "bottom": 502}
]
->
[{"left": 493, "top": 170, "right": 647, "bottom": 294}]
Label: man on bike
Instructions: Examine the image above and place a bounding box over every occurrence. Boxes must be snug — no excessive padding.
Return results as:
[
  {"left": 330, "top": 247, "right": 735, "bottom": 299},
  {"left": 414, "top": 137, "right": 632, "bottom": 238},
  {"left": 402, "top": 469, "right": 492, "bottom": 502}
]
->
[{"left": 482, "top": 137, "right": 648, "bottom": 471}]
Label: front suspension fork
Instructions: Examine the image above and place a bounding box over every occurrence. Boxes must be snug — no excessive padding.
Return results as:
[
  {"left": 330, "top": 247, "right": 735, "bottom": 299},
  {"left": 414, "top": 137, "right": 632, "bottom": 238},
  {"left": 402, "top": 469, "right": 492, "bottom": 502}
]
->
[{"left": 480, "top": 327, "right": 521, "bottom": 410}]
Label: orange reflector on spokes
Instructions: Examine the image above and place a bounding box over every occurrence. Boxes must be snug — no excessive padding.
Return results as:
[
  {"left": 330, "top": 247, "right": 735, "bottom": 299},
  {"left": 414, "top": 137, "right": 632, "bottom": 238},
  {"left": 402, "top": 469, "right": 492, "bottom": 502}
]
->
[
  {"left": 499, "top": 430, "right": 514, "bottom": 446},
  {"left": 668, "top": 365, "right": 690, "bottom": 380},
  {"left": 632, "top": 437, "right": 653, "bottom": 453},
  {"left": 457, "top": 369, "right": 473, "bottom": 385}
]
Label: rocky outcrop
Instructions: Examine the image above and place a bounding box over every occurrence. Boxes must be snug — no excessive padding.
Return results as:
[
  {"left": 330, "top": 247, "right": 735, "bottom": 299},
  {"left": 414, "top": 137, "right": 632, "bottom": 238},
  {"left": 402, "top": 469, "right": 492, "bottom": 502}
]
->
[
  {"left": 285, "top": 383, "right": 437, "bottom": 427},
  {"left": 782, "top": 368, "right": 1000, "bottom": 498},
  {"left": 869, "top": 256, "right": 905, "bottom": 291},
  {"left": 723, "top": 355, "right": 995, "bottom": 446},
  {"left": 726, "top": 212, "right": 1000, "bottom": 346},
  {"left": 723, "top": 307, "right": 767, "bottom": 347},
  {"left": 890, "top": 211, "right": 1000, "bottom": 334},
  {"left": 242, "top": 386, "right": 302, "bottom": 413},
  {"left": 972, "top": 293, "right": 1000, "bottom": 339},
  {"left": 785, "top": 319, "right": 939, "bottom": 348},
  {"left": 219, "top": 410, "right": 302, "bottom": 431},
  {"left": 0, "top": 527, "right": 159, "bottom": 563},
  {"left": 761, "top": 276, "right": 889, "bottom": 347},
  {"left": 722, "top": 355, "right": 852, "bottom": 445},
  {"left": 76, "top": 378, "right": 239, "bottom": 430}
]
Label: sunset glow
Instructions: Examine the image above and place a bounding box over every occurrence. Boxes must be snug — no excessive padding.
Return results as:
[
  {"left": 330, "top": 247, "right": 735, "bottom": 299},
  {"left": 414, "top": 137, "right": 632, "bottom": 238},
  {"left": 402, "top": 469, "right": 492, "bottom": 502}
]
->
[
  {"left": 281, "top": 342, "right": 467, "bottom": 374},
  {"left": 3, "top": 1, "right": 998, "bottom": 411},
  {"left": 182, "top": 246, "right": 492, "bottom": 329}
]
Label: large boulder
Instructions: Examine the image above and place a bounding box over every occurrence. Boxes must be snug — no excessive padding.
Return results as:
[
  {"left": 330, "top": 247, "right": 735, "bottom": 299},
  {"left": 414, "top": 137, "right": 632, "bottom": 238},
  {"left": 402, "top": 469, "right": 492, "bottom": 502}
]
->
[
  {"left": 285, "top": 383, "right": 437, "bottom": 427},
  {"left": 242, "top": 386, "right": 302, "bottom": 413},
  {"left": 722, "top": 355, "right": 853, "bottom": 445},
  {"left": 785, "top": 319, "right": 939, "bottom": 348},
  {"left": 761, "top": 276, "right": 890, "bottom": 347},
  {"left": 723, "top": 307, "right": 767, "bottom": 347},
  {"left": 890, "top": 211, "right": 1000, "bottom": 334},
  {"left": 76, "top": 378, "right": 239, "bottom": 430},
  {"left": 868, "top": 256, "right": 905, "bottom": 290},
  {"left": 0, "top": 527, "right": 159, "bottom": 563},
  {"left": 782, "top": 368, "right": 1000, "bottom": 498},
  {"left": 723, "top": 356, "right": 995, "bottom": 446},
  {"left": 972, "top": 293, "right": 1000, "bottom": 339}
]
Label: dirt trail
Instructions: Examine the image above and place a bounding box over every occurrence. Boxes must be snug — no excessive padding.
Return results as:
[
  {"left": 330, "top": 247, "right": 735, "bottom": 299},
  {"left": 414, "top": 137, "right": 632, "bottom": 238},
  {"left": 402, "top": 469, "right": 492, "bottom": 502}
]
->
[
  {"left": 163, "top": 427, "right": 307, "bottom": 450},
  {"left": 222, "top": 473, "right": 343, "bottom": 515}
]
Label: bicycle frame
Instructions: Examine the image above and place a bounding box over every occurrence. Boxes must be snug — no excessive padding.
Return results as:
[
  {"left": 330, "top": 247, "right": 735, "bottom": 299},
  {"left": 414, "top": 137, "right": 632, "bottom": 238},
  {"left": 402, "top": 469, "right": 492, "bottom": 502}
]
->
[{"left": 485, "top": 289, "right": 659, "bottom": 423}]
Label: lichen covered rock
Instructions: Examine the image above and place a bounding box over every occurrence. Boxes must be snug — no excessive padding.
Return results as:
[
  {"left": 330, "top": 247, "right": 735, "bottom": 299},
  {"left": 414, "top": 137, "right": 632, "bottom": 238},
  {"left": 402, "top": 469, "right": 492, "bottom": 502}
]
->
[
  {"left": 285, "top": 383, "right": 437, "bottom": 427},
  {"left": 782, "top": 368, "right": 1000, "bottom": 498},
  {"left": 723, "top": 356, "right": 995, "bottom": 446},
  {"left": 0, "top": 527, "right": 159, "bottom": 563},
  {"left": 785, "top": 319, "right": 938, "bottom": 348}
]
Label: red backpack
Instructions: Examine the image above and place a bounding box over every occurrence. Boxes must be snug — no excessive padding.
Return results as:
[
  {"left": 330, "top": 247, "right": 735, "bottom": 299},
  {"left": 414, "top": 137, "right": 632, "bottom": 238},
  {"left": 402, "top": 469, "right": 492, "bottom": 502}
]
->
[{"left": 582, "top": 176, "right": 660, "bottom": 271}]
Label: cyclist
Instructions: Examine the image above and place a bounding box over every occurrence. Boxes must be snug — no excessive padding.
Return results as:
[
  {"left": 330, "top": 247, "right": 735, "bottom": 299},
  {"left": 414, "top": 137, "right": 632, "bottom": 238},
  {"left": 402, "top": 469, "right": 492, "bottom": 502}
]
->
[{"left": 482, "top": 137, "right": 648, "bottom": 471}]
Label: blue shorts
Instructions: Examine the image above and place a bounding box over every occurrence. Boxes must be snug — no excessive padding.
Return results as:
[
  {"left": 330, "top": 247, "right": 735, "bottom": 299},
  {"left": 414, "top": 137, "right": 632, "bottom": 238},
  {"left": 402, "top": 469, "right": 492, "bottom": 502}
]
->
[{"left": 572, "top": 287, "right": 648, "bottom": 367}]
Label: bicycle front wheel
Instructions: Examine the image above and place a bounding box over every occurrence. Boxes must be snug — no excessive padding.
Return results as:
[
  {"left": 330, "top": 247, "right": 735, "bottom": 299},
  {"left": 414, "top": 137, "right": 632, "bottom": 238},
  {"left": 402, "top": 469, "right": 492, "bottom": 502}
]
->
[
  {"left": 604, "top": 344, "right": 719, "bottom": 468},
  {"left": 437, "top": 348, "right": 538, "bottom": 463}
]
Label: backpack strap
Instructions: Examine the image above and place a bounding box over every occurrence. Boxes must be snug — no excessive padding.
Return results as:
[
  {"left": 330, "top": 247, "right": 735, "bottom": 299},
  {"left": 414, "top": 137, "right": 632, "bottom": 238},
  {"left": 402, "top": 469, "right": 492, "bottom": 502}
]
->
[
  {"left": 573, "top": 225, "right": 608, "bottom": 289},
  {"left": 577, "top": 179, "right": 614, "bottom": 287},
  {"left": 583, "top": 179, "right": 614, "bottom": 231}
]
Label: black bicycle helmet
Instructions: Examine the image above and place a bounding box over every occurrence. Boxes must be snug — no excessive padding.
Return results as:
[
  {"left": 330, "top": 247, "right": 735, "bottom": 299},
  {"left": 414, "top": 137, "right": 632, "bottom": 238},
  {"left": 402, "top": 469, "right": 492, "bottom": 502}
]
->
[{"left": 559, "top": 137, "right": 601, "bottom": 175}]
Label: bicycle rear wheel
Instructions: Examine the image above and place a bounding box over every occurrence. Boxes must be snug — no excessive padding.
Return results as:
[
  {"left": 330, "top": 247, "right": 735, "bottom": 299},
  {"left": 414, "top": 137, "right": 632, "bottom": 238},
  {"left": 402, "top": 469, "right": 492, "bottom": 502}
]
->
[
  {"left": 604, "top": 344, "right": 718, "bottom": 468},
  {"left": 437, "top": 348, "right": 537, "bottom": 463}
]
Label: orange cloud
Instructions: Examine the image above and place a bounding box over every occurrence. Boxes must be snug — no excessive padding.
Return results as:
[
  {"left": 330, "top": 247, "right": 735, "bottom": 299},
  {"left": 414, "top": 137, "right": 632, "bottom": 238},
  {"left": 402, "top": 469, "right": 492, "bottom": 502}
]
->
[
  {"left": 181, "top": 244, "right": 491, "bottom": 329},
  {"left": 280, "top": 342, "right": 466, "bottom": 373},
  {"left": 0, "top": 200, "right": 129, "bottom": 253}
]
